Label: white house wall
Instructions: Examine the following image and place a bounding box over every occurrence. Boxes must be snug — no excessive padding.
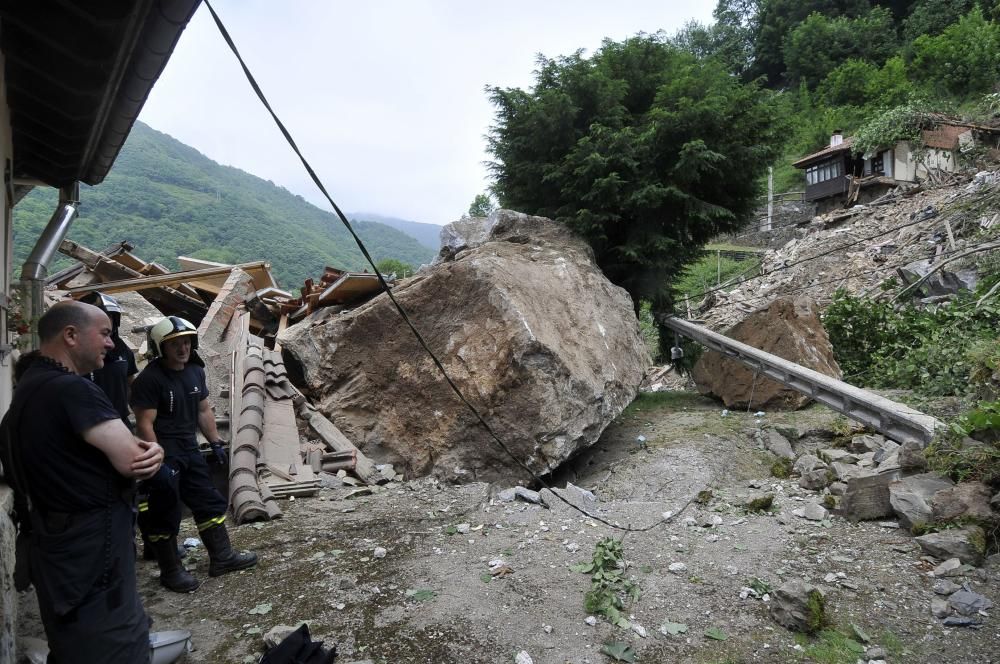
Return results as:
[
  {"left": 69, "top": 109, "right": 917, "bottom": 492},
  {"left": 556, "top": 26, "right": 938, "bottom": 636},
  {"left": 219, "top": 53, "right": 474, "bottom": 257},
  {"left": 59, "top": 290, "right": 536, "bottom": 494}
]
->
[
  {"left": 894, "top": 140, "right": 960, "bottom": 182},
  {"left": 0, "top": 50, "right": 11, "bottom": 414}
]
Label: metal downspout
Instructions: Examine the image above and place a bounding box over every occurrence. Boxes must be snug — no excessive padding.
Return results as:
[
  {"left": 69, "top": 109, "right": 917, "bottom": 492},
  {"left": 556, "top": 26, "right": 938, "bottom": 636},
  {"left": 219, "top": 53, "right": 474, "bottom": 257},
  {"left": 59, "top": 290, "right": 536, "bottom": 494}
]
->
[{"left": 19, "top": 183, "right": 80, "bottom": 349}]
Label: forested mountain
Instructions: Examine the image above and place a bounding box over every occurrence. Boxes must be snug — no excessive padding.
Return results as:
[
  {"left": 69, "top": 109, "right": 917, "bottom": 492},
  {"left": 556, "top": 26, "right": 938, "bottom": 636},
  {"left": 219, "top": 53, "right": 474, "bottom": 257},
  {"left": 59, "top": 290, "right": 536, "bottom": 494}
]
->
[
  {"left": 12, "top": 122, "right": 436, "bottom": 289},
  {"left": 349, "top": 212, "right": 443, "bottom": 250}
]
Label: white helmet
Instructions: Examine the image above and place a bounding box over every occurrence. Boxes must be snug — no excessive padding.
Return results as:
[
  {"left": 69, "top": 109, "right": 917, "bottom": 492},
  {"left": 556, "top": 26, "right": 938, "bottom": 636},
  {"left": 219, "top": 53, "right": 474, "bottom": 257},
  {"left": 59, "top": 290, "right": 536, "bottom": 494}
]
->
[{"left": 148, "top": 316, "right": 198, "bottom": 358}]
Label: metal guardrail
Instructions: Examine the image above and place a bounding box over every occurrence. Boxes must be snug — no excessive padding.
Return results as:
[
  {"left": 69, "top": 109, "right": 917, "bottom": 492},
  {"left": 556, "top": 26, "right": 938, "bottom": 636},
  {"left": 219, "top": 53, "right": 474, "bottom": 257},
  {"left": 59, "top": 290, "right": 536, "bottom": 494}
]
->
[{"left": 663, "top": 317, "right": 943, "bottom": 446}]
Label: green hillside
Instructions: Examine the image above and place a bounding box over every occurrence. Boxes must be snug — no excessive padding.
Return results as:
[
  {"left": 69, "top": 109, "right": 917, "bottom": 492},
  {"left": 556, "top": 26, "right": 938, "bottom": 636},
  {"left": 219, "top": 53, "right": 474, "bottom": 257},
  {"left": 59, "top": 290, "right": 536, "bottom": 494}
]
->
[{"left": 12, "top": 122, "right": 436, "bottom": 289}]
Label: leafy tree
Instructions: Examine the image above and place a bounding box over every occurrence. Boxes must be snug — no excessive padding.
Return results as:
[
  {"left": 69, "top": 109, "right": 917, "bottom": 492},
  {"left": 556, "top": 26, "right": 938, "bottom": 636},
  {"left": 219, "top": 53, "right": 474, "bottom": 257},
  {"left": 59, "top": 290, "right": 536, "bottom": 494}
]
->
[
  {"left": 783, "top": 8, "right": 898, "bottom": 89},
  {"left": 816, "top": 59, "right": 881, "bottom": 107},
  {"left": 375, "top": 258, "right": 414, "bottom": 277},
  {"left": 909, "top": 8, "right": 1000, "bottom": 97},
  {"left": 902, "top": 0, "right": 976, "bottom": 44},
  {"left": 486, "top": 35, "right": 783, "bottom": 356},
  {"left": 816, "top": 55, "right": 916, "bottom": 108},
  {"left": 751, "top": 0, "right": 871, "bottom": 85},
  {"left": 467, "top": 193, "right": 496, "bottom": 217}
]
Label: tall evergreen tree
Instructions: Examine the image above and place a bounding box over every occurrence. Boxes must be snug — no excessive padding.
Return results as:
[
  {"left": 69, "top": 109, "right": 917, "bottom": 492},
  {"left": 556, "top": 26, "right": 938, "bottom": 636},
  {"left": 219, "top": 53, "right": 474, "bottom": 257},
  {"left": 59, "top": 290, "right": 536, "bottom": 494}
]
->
[{"left": 486, "top": 35, "right": 783, "bottom": 356}]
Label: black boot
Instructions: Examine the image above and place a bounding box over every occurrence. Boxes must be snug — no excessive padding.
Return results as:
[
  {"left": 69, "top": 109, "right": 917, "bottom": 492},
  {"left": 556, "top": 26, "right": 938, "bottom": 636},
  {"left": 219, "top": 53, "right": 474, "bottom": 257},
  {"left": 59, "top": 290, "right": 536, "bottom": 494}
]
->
[
  {"left": 151, "top": 536, "right": 200, "bottom": 593},
  {"left": 201, "top": 524, "right": 258, "bottom": 577},
  {"left": 143, "top": 534, "right": 187, "bottom": 561}
]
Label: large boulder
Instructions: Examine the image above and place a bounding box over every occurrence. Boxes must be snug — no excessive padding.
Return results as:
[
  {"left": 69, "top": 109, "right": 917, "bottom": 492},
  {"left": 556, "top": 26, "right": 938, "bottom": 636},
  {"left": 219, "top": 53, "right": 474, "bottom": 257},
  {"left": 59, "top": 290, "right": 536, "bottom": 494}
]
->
[
  {"left": 691, "top": 297, "right": 841, "bottom": 410},
  {"left": 279, "top": 210, "right": 650, "bottom": 482}
]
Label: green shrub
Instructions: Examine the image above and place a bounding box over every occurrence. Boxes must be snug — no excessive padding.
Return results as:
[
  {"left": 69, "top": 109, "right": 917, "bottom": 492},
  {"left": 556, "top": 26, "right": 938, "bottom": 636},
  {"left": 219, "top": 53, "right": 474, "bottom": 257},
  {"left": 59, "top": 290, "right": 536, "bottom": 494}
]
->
[
  {"left": 910, "top": 8, "right": 1000, "bottom": 97},
  {"left": 823, "top": 289, "right": 1000, "bottom": 396}
]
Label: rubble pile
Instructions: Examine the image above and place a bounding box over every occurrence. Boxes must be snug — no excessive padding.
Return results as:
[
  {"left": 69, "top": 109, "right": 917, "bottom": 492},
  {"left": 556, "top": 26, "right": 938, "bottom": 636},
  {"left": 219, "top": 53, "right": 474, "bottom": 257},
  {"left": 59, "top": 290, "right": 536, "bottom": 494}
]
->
[
  {"left": 280, "top": 210, "right": 651, "bottom": 483},
  {"left": 699, "top": 171, "right": 1000, "bottom": 330}
]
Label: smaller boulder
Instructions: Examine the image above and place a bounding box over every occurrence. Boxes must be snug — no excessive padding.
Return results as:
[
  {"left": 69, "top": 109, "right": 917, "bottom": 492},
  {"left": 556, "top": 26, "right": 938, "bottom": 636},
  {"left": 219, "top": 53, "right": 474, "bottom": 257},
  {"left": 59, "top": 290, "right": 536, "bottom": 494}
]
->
[
  {"left": 889, "top": 473, "right": 954, "bottom": 531},
  {"left": 769, "top": 580, "right": 826, "bottom": 633},
  {"left": 931, "top": 483, "right": 995, "bottom": 524},
  {"left": 898, "top": 441, "right": 928, "bottom": 472},
  {"left": 793, "top": 454, "right": 826, "bottom": 476},
  {"left": 915, "top": 526, "right": 987, "bottom": 566},
  {"left": 849, "top": 434, "right": 885, "bottom": 454},
  {"left": 840, "top": 472, "right": 898, "bottom": 521},
  {"left": 800, "top": 469, "right": 832, "bottom": 491},
  {"left": 765, "top": 429, "right": 795, "bottom": 460}
]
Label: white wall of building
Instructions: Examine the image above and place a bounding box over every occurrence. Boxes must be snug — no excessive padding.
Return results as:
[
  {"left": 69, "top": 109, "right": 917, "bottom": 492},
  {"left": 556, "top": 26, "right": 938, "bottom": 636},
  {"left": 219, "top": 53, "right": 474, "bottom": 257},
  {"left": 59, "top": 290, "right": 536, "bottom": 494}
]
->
[
  {"left": 0, "top": 50, "right": 11, "bottom": 413},
  {"left": 893, "top": 140, "right": 960, "bottom": 182}
]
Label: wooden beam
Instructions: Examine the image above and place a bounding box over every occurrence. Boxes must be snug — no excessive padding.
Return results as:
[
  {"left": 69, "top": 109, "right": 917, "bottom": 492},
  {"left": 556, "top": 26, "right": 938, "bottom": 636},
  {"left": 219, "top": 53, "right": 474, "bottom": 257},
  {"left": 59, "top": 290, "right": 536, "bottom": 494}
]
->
[{"left": 65, "top": 262, "right": 270, "bottom": 296}]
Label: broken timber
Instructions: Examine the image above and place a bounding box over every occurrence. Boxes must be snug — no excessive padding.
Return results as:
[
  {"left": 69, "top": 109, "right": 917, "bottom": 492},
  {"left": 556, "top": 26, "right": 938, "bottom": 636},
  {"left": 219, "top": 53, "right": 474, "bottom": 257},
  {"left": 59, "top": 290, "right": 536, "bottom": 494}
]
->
[
  {"left": 662, "top": 316, "right": 943, "bottom": 446},
  {"left": 297, "top": 402, "right": 383, "bottom": 485}
]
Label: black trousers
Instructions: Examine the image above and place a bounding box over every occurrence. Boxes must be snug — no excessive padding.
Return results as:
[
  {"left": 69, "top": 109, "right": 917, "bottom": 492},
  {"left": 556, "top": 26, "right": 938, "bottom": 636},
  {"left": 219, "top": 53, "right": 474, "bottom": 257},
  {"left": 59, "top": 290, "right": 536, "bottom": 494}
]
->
[
  {"left": 33, "top": 504, "right": 149, "bottom": 663},
  {"left": 140, "top": 448, "right": 228, "bottom": 537}
]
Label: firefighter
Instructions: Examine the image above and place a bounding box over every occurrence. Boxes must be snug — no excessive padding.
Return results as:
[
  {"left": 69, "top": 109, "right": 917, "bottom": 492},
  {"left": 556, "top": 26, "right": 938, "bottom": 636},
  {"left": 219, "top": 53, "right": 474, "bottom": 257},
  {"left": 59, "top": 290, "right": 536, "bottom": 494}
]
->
[
  {"left": 3, "top": 300, "right": 163, "bottom": 662},
  {"left": 130, "top": 316, "right": 257, "bottom": 592}
]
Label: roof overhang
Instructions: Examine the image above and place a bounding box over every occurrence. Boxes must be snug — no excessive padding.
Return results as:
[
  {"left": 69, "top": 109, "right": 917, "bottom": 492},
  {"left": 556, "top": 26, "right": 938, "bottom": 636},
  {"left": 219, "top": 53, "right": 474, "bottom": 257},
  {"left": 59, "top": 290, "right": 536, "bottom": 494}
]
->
[
  {"left": 0, "top": 0, "right": 201, "bottom": 188},
  {"left": 792, "top": 137, "right": 854, "bottom": 169}
]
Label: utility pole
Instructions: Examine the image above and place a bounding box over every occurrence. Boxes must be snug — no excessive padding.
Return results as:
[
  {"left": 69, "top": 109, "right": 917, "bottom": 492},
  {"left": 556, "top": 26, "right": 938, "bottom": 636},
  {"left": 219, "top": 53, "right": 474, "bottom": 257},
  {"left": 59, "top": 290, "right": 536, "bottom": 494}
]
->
[{"left": 763, "top": 166, "right": 774, "bottom": 232}]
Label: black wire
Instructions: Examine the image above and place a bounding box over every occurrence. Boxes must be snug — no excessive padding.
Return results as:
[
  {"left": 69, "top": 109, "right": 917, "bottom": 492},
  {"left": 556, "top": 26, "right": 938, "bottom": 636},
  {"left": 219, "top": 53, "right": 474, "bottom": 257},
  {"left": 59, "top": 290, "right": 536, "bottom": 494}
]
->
[{"left": 202, "top": 0, "right": 680, "bottom": 532}]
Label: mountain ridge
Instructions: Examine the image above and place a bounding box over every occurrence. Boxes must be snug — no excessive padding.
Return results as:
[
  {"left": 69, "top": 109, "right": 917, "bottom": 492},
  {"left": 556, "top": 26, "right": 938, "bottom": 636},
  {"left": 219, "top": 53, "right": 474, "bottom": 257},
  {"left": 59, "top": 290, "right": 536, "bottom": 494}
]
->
[{"left": 12, "top": 121, "right": 436, "bottom": 289}]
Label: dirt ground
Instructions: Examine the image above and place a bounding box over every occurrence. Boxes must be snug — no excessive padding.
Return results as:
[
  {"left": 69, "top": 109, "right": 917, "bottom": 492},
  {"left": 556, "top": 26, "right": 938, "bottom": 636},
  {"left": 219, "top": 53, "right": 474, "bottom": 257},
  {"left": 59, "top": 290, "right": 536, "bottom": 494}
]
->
[{"left": 17, "top": 390, "right": 1000, "bottom": 663}]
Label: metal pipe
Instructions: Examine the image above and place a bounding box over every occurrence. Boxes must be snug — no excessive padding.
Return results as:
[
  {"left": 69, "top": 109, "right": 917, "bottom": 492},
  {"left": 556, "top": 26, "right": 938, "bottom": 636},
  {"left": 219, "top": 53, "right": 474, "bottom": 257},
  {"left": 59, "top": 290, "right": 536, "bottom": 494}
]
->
[
  {"left": 20, "top": 184, "right": 79, "bottom": 282},
  {"left": 19, "top": 183, "right": 80, "bottom": 349}
]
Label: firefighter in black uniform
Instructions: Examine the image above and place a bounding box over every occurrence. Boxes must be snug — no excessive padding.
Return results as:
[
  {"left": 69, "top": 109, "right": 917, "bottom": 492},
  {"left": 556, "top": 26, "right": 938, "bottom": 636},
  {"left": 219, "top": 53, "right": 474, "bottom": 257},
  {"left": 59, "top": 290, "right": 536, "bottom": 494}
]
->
[
  {"left": 78, "top": 292, "right": 171, "bottom": 561},
  {"left": 130, "top": 316, "right": 258, "bottom": 592},
  {"left": 81, "top": 292, "right": 137, "bottom": 426},
  {"left": 5, "top": 300, "right": 164, "bottom": 663}
]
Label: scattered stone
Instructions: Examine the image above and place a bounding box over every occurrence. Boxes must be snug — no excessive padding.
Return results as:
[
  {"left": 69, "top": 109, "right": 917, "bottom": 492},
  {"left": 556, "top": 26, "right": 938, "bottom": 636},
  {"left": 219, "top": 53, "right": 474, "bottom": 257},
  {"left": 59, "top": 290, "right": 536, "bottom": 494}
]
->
[
  {"left": 849, "top": 434, "right": 884, "bottom": 454},
  {"left": 456, "top": 523, "right": 471, "bottom": 535},
  {"left": 949, "top": 587, "right": 993, "bottom": 616},
  {"left": 932, "top": 558, "right": 964, "bottom": 577},
  {"left": 514, "top": 487, "right": 544, "bottom": 505},
  {"left": 668, "top": 562, "right": 688, "bottom": 574},
  {"left": 632, "top": 623, "right": 648, "bottom": 638},
  {"left": 769, "top": 580, "right": 826, "bottom": 633},
  {"left": 497, "top": 488, "right": 517, "bottom": 502},
  {"left": 793, "top": 454, "right": 826, "bottom": 476},
  {"left": 800, "top": 469, "right": 832, "bottom": 491},
  {"left": 897, "top": 441, "right": 928, "bottom": 472},
  {"left": 916, "top": 526, "right": 987, "bottom": 566},
  {"left": 514, "top": 651, "right": 533, "bottom": 664},
  {"left": 888, "top": 473, "right": 954, "bottom": 531},
  {"left": 931, "top": 482, "right": 996, "bottom": 525},
  {"left": 549, "top": 482, "right": 598, "bottom": 512},
  {"left": 942, "top": 615, "right": 982, "bottom": 628},
  {"left": 775, "top": 426, "right": 800, "bottom": 442},
  {"left": 542, "top": 625, "right": 553, "bottom": 634},
  {"left": 828, "top": 482, "right": 847, "bottom": 496},
  {"left": 931, "top": 597, "right": 951, "bottom": 619},
  {"left": 932, "top": 579, "right": 961, "bottom": 595},
  {"left": 818, "top": 449, "right": 856, "bottom": 464},
  {"left": 264, "top": 625, "right": 301, "bottom": 649},
  {"left": 373, "top": 547, "right": 387, "bottom": 559},
  {"left": 829, "top": 461, "right": 867, "bottom": 482},
  {"left": 765, "top": 429, "right": 795, "bottom": 459},
  {"left": 793, "top": 503, "right": 828, "bottom": 521},
  {"left": 872, "top": 440, "right": 900, "bottom": 465},
  {"left": 865, "top": 647, "right": 886, "bottom": 660},
  {"left": 584, "top": 616, "right": 598, "bottom": 626},
  {"left": 743, "top": 493, "right": 775, "bottom": 512},
  {"left": 840, "top": 472, "right": 898, "bottom": 521},
  {"left": 697, "top": 514, "right": 724, "bottom": 528}
]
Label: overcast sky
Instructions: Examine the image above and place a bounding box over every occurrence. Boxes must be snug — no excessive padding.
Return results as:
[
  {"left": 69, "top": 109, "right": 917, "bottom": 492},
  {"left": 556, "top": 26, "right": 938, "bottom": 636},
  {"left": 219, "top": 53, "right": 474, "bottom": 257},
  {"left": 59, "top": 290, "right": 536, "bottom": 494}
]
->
[{"left": 140, "top": 1, "right": 717, "bottom": 226}]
